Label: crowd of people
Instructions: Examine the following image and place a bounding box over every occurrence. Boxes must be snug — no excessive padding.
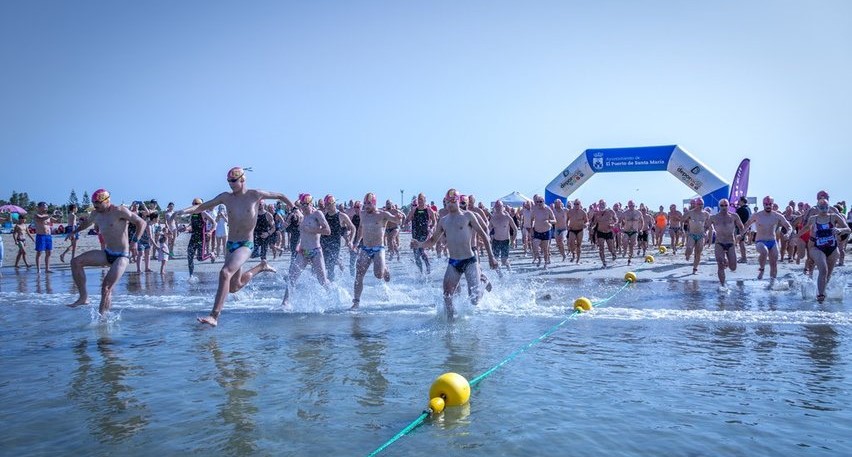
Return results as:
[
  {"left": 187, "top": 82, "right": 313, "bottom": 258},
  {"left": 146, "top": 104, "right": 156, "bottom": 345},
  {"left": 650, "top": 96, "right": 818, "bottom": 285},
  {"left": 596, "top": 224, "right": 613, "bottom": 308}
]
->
[{"left": 3, "top": 168, "right": 849, "bottom": 323}]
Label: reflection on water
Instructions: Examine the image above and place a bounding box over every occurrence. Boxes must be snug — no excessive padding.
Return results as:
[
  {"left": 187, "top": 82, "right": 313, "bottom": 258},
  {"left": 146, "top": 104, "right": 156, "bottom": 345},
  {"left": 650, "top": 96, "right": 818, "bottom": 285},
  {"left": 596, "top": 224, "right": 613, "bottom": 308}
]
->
[
  {"left": 203, "top": 337, "right": 259, "bottom": 455},
  {"left": 290, "top": 333, "right": 334, "bottom": 422},
  {"left": 350, "top": 316, "right": 388, "bottom": 408},
  {"left": 67, "top": 333, "right": 149, "bottom": 443}
]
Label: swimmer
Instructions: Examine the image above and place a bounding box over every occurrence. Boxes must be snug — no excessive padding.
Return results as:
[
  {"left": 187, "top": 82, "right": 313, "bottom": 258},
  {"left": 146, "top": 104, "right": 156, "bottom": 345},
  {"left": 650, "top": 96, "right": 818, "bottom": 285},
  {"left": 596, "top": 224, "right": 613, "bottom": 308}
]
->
[
  {"left": 683, "top": 198, "right": 711, "bottom": 274},
  {"left": 251, "top": 201, "right": 275, "bottom": 261},
  {"left": 350, "top": 193, "right": 401, "bottom": 309},
  {"left": 551, "top": 199, "right": 569, "bottom": 261},
  {"left": 708, "top": 199, "right": 745, "bottom": 287},
  {"left": 415, "top": 189, "right": 498, "bottom": 320},
  {"left": 620, "top": 200, "right": 642, "bottom": 265},
  {"left": 489, "top": 200, "right": 518, "bottom": 270},
  {"left": 320, "top": 194, "right": 355, "bottom": 282},
  {"left": 282, "top": 193, "right": 332, "bottom": 307},
  {"left": 520, "top": 201, "right": 533, "bottom": 256},
  {"left": 638, "top": 204, "right": 653, "bottom": 256},
  {"left": 382, "top": 200, "right": 405, "bottom": 261},
  {"left": 667, "top": 204, "right": 684, "bottom": 255},
  {"left": 591, "top": 200, "right": 618, "bottom": 268},
  {"left": 66, "top": 189, "right": 147, "bottom": 315},
  {"left": 805, "top": 198, "right": 850, "bottom": 303},
  {"left": 530, "top": 194, "right": 556, "bottom": 268},
  {"left": 742, "top": 196, "right": 792, "bottom": 280},
  {"left": 653, "top": 205, "right": 667, "bottom": 248},
  {"left": 566, "top": 199, "right": 588, "bottom": 263},
  {"left": 404, "top": 193, "right": 437, "bottom": 275},
  {"left": 184, "top": 197, "right": 216, "bottom": 277},
  {"left": 175, "top": 167, "right": 293, "bottom": 326}
]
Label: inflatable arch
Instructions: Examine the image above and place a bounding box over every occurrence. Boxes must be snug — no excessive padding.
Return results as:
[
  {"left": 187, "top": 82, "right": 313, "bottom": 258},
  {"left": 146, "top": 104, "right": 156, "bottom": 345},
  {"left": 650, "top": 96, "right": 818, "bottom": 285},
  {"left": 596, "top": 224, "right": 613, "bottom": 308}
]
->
[{"left": 544, "top": 145, "right": 730, "bottom": 209}]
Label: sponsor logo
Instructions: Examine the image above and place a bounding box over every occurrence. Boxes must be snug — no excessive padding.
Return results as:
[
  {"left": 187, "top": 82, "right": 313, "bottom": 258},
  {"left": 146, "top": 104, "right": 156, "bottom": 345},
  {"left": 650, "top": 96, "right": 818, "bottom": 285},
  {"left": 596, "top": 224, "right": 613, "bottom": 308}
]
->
[
  {"left": 676, "top": 166, "right": 704, "bottom": 190},
  {"left": 559, "top": 169, "right": 586, "bottom": 189},
  {"left": 691, "top": 166, "right": 701, "bottom": 175}
]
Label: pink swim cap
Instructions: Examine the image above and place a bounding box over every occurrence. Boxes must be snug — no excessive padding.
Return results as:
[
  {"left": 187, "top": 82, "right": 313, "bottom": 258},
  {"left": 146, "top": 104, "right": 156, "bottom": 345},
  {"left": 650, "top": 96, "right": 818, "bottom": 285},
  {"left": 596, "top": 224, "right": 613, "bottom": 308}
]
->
[
  {"left": 323, "top": 194, "right": 335, "bottom": 206},
  {"left": 92, "top": 189, "right": 110, "bottom": 203},
  {"left": 445, "top": 189, "right": 460, "bottom": 203},
  {"left": 227, "top": 167, "right": 245, "bottom": 181},
  {"left": 298, "top": 193, "right": 313, "bottom": 205}
]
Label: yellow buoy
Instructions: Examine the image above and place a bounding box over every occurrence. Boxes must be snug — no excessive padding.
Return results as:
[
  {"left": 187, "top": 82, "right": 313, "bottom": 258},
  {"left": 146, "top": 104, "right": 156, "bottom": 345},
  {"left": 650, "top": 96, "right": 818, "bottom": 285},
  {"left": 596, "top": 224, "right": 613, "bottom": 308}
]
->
[
  {"left": 658, "top": 246, "right": 667, "bottom": 254},
  {"left": 428, "top": 396, "right": 446, "bottom": 414},
  {"left": 573, "top": 297, "right": 593, "bottom": 312},
  {"left": 644, "top": 254, "right": 655, "bottom": 263},
  {"left": 624, "top": 271, "right": 637, "bottom": 283},
  {"left": 429, "top": 373, "right": 470, "bottom": 407}
]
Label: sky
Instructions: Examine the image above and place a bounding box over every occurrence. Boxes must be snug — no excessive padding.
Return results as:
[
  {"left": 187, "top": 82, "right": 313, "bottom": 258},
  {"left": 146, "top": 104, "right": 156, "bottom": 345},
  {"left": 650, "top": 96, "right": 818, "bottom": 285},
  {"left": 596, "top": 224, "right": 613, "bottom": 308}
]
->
[{"left": 1, "top": 0, "right": 850, "bottom": 209}]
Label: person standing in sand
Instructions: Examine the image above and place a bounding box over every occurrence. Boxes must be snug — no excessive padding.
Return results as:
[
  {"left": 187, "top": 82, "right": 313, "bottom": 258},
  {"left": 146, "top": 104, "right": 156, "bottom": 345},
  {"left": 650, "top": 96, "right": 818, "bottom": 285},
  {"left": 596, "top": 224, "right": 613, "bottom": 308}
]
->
[
  {"left": 416, "top": 189, "right": 498, "bottom": 320},
  {"left": 175, "top": 167, "right": 293, "bottom": 326},
  {"left": 351, "top": 193, "right": 400, "bottom": 309},
  {"left": 708, "top": 199, "right": 745, "bottom": 287},
  {"left": 66, "top": 189, "right": 147, "bottom": 315},
  {"left": 742, "top": 196, "right": 792, "bottom": 280},
  {"left": 59, "top": 204, "right": 79, "bottom": 263},
  {"left": 33, "top": 202, "right": 60, "bottom": 273},
  {"left": 682, "top": 198, "right": 711, "bottom": 275},
  {"left": 282, "top": 193, "right": 332, "bottom": 307}
]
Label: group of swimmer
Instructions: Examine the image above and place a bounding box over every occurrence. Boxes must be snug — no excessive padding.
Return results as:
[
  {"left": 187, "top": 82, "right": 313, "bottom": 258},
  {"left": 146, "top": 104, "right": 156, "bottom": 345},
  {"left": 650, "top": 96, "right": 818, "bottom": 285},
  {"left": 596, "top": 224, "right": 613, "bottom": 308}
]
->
[{"left": 11, "top": 166, "right": 845, "bottom": 323}]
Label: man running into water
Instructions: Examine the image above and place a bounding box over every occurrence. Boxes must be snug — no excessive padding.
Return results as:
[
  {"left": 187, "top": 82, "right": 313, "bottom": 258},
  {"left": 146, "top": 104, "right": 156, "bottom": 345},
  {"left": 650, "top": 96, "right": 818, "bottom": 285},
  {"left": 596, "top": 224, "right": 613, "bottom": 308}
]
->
[
  {"left": 489, "top": 200, "right": 518, "bottom": 270},
  {"left": 175, "top": 167, "right": 293, "bottom": 326},
  {"left": 667, "top": 204, "right": 684, "bottom": 255},
  {"left": 591, "top": 199, "right": 618, "bottom": 268},
  {"left": 742, "top": 196, "right": 792, "bottom": 280},
  {"left": 404, "top": 193, "right": 437, "bottom": 275},
  {"left": 416, "top": 189, "right": 498, "bottom": 320},
  {"left": 551, "top": 199, "right": 569, "bottom": 261},
  {"left": 67, "top": 189, "right": 147, "bottom": 315},
  {"left": 566, "top": 199, "right": 588, "bottom": 263},
  {"left": 708, "top": 199, "right": 745, "bottom": 287},
  {"left": 351, "top": 193, "right": 400, "bottom": 309},
  {"left": 320, "top": 194, "right": 355, "bottom": 281},
  {"left": 620, "top": 200, "right": 642, "bottom": 265},
  {"left": 530, "top": 194, "right": 556, "bottom": 268},
  {"left": 683, "top": 198, "right": 711, "bottom": 274},
  {"left": 282, "top": 193, "right": 332, "bottom": 307}
]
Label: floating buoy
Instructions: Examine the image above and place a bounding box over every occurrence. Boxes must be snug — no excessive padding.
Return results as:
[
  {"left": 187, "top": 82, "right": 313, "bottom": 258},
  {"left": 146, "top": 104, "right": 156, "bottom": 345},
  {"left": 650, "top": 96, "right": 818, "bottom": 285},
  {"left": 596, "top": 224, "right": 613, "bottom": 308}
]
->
[
  {"left": 658, "top": 246, "right": 667, "bottom": 254},
  {"left": 573, "top": 297, "right": 593, "bottom": 312},
  {"left": 429, "top": 372, "right": 470, "bottom": 407},
  {"left": 428, "top": 396, "right": 445, "bottom": 414},
  {"left": 624, "top": 272, "right": 637, "bottom": 283},
  {"left": 645, "top": 254, "right": 655, "bottom": 263}
]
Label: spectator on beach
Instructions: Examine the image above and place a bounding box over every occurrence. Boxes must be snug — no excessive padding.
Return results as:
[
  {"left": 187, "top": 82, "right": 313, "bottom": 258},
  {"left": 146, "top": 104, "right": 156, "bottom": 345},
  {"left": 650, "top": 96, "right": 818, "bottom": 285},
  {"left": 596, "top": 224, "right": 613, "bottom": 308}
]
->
[
  {"left": 13, "top": 216, "right": 33, "bottom": 268},
  {"left": 67, "top": 189, "right": 147, "bottom": 315},
  {"left": 175, "top": 167, "right": 292, "bottom": 326},
  {"left": 33, "top": 202, "right": 60, "bottom": 273},
  {"left": 59, "top": 204, "right": 79, "bottom": 263}
]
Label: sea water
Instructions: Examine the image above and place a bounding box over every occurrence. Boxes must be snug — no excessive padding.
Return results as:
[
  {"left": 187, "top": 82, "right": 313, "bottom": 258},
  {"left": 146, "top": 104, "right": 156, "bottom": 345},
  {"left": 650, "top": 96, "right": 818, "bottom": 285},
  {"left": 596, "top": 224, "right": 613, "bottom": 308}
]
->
[{"left": 1, "top": 267, "right": 850, "bottom": 456}]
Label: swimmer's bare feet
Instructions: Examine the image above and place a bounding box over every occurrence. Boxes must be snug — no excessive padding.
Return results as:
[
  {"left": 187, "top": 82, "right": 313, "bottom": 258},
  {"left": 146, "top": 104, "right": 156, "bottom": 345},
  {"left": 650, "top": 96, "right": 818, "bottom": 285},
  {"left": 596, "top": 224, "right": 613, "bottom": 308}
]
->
[
  {"left": 59, "top": 253, "right": 66, "bottom": 263},
  {"left": 350, "top": 299, "right": 360, "bottom": 310},
  {"left": 817, "top": 294, "right": 825, "bottom": 304},
  {"left": 692, "top": 267, "right": 698, "bottom": 275},
  {"left": 259, "top": 260, "right": 276, "bottom": 274},
  {"left": 757, "top": 268, "right": 765, "bottom": 280},
  {"left": 197, "top": 315, "right": 218, "bottom": 327},
  {"left": 67, "top": 297, "right": 89, "bottom": 308},
  {"left": 383, "top": 269, "right": 390, "bottom": 282}
]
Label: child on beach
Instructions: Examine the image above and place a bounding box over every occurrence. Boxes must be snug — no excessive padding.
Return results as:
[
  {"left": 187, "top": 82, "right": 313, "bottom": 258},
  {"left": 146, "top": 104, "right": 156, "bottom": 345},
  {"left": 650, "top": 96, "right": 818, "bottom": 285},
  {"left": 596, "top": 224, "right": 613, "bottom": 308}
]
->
[
  {"left": 14, "top": 216, "right": 33, "bottom": 268},
  {"left": 152, "top": 234, "right": 170, "bottom": 274}
]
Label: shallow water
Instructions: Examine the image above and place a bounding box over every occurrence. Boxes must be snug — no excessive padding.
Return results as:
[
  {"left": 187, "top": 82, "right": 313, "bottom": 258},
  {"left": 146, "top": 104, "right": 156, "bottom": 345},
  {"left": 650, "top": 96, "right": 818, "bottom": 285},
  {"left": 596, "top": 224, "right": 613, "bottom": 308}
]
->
[{"left": 1, "top": 266, "right": 850, "bottom": 456}]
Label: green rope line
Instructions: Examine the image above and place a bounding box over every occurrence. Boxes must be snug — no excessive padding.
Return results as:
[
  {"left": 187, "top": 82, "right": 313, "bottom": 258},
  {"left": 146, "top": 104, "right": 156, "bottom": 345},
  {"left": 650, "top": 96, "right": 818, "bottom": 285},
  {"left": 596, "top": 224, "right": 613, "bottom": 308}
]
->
[{"left": 365, "top": 260, "right": 653, "bottom": 456}]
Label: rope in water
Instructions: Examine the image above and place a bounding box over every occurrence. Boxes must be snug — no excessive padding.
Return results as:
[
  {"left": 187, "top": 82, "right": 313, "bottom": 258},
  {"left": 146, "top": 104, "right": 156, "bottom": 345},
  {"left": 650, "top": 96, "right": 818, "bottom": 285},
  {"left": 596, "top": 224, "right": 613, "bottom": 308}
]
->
[{"left": 365, "top": 258, "right": 654, "bottom": 457}]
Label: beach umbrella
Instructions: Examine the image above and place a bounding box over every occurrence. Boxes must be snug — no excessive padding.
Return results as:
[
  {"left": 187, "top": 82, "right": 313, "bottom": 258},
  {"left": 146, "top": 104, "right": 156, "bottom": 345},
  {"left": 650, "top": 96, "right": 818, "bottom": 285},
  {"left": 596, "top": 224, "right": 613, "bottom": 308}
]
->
[{"left": 0, "top": 204, "right": 27, "bottom": 215}]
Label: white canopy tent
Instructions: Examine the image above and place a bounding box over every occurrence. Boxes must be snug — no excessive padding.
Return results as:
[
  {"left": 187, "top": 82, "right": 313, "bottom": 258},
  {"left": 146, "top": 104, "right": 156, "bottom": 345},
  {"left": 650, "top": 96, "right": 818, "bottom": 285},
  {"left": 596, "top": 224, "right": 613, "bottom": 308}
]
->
[{"left": 493, "top": 191, "right": 532, "bottom": 208}]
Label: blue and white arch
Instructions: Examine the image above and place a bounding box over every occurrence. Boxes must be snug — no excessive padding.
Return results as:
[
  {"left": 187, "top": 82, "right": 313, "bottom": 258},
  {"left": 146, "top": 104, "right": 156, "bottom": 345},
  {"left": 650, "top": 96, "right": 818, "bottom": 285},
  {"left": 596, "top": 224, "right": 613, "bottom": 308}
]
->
[{"left": 544, "top": 145, "right": 730, "bottom": 209}]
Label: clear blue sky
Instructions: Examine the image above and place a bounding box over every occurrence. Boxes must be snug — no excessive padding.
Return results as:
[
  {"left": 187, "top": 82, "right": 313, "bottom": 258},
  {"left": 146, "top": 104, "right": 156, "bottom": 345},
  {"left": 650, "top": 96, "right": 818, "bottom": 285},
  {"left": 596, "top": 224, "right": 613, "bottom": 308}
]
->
[{"left": 2, "top": 0, "right": 849, "bottom": 209}]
